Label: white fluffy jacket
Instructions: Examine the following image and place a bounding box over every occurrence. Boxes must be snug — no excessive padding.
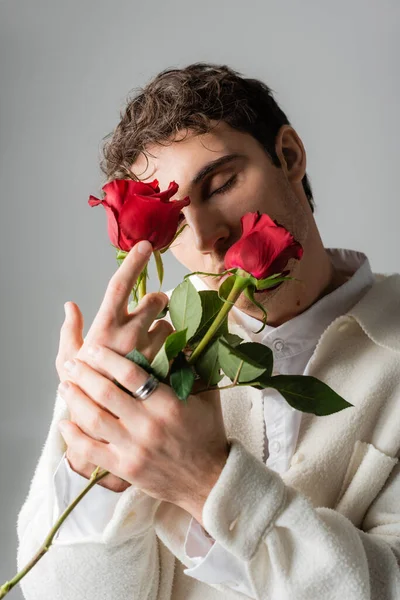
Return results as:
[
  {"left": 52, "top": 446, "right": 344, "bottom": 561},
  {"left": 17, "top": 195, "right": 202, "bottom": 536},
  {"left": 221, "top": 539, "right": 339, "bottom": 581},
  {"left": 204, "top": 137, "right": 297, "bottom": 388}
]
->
[{"left": 16, "top": 273, "right": 400, "bottom": 599}]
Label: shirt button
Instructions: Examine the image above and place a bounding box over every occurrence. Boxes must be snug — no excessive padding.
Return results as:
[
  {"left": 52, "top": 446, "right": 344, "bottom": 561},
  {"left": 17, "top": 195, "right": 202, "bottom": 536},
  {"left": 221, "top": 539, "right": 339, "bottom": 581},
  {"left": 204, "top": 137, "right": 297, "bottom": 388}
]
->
[
  {"left": 273, "top": 339, "right": 285, "bottom": 352},
  {"left": 228, "top": 516, "right": 239, "bottom": 531},
  {"left": 271, "top": 440, "right": 281, "bottom": 454},
  {"left": 291, "top": 452, "right": 304, "bottom": 465}
]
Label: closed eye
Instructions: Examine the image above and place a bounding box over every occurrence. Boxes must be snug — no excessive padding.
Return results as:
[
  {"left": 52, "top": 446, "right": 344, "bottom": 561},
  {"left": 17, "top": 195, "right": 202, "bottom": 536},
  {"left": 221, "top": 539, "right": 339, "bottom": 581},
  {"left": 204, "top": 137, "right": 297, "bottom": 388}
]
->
[{"left": 210, "top": 174, "right": 237, "bottom": 197}]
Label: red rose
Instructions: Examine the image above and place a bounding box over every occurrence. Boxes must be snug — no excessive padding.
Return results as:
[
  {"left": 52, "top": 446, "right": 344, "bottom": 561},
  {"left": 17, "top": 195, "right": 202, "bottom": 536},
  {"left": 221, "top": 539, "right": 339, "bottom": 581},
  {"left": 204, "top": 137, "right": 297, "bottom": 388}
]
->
[
  {"left": 224, "top": 212, "right": 303, "bottom": 280},
  {"left": 88, "top": 179, "right": 190, "bottom": 252}
]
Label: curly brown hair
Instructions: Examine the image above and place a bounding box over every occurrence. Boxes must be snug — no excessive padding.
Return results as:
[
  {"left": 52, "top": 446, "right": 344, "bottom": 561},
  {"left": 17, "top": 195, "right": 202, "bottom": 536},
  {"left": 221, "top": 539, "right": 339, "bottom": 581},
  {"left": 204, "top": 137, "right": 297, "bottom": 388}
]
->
[{"left": 100, "top": 62, "right": 315, "bottom": 212}]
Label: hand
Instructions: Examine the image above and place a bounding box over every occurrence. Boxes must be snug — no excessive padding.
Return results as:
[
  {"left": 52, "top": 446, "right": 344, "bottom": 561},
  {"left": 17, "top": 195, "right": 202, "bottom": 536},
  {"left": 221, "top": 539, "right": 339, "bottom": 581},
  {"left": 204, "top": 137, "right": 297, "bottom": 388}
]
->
[
  {"left": 57, "top": 344, "right": 230, "bottom": 525},
  {"left": 55, "top": 240, "right": 173, "bottom": 492}
]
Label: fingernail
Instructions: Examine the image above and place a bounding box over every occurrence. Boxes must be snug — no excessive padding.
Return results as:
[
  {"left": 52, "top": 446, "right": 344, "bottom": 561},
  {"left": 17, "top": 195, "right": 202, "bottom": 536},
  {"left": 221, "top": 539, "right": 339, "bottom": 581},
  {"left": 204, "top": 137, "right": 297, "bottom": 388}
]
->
[
  {"left": 136, "top": 240, "right": 152, "bottom": 255},
  {"left": 64, "top": 302, "right": 69, "bottom": 318},
  {"left": 87, "top": 344, "right": 100, "bottom": 357},
  {"left": 64, "top": 359, "right": 76, "bottom": 372}
]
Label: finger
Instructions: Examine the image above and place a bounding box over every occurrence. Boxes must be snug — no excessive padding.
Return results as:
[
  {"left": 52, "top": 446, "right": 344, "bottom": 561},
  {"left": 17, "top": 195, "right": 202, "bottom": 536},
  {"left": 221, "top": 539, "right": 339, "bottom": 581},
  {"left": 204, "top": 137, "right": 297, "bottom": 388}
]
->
[
  {"left": 143, "top": 319, "right": 174, "bottom": 361},
  {"left": 98, "top": 240, "right": 153, "bottom": 320},
  {"left": 58, "top": 419, "right": 116, "bottom": 473},
  {"left": 129, "top": 292, "right": 169, "bottom": 333},
  {"left": 62, "top": 355, "right": 151, "bottom": 421},
  {"left": 58, "top": 380, "right": 129, "bottom": 445},
  {"left": 56, "top": 302, "right": 84, "bottom": 379}
]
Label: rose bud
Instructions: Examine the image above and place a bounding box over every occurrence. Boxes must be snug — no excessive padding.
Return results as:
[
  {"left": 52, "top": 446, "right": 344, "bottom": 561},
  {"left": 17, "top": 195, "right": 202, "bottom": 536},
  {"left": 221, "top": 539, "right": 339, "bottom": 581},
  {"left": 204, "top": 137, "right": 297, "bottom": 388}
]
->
[
  {"left": 224, "top": 212, "right": 303, "bottom": 284},
  {"left": 88, "top": 179, "right": 190, "bottom": 252}
]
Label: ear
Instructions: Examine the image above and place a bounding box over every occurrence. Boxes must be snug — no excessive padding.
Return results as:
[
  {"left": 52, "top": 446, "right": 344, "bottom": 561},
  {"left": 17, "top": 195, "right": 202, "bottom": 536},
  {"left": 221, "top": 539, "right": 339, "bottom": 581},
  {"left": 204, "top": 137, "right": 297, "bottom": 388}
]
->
[{"left": 275, "top": 125, "right": 307, "bottom": 184}]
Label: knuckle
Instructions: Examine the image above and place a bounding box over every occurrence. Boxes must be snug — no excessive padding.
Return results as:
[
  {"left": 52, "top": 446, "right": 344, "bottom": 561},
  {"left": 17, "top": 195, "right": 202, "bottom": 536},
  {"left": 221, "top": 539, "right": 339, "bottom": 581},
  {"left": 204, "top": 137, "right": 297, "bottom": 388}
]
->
[
  {"left": 93, "top": 311, "right": 114, "bottom": 332},
  {"left": 88, "top": 408, "right": 105, "bottom": 432},
  {"left": 141, "top": 418, "right": 163, "bottom": 444},
  {"left": 121, "top": 363, "right": 141, "bottom": 390},
  {"left": 60, "top": 382, "right": 75, "bottom": 404},
  {"left": 108, "top": 277, "right": 127, "bottom": 296},
  {"left": 142, "top": 292, "right": 163, "bottom": 310},
  {"left": 128, "top": 447, "right": 149, "bottom": 478},
  {"left": 164, "top": 403, "right": 180, "bottom": 423},
  {"left": 152, "top": 319, "right": 173, "bottom": 337},
  {"left": 80, "top": 439, "right": 96, "bottom": 464},
  {"left": 100, "top": 381, "right": 115, "bottom": 404}
]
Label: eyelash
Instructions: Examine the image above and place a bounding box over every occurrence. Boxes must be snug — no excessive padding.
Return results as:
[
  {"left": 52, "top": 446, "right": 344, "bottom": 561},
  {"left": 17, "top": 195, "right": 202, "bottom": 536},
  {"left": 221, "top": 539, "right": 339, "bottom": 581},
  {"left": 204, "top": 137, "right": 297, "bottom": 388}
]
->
[
  {"left": 179, "top": 174, "right": 237, "bottom": 225},
  {"left": 210, "top": 174, "right": 237, "bottom": 197}
]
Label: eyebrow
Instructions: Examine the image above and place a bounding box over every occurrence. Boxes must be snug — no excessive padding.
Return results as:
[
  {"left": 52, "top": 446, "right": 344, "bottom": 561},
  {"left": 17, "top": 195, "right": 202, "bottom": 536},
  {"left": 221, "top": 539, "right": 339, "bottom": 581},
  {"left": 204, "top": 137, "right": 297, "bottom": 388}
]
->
[{"left": 191, "top": 153, "right": 245, "bottom": 185}]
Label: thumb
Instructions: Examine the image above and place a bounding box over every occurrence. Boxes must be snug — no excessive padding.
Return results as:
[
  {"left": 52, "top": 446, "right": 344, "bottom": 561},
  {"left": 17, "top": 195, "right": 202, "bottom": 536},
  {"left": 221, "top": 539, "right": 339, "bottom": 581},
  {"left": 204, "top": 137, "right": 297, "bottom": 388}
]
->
[{"left": 56, "top": 301, "right": 84, "bottom": 380}]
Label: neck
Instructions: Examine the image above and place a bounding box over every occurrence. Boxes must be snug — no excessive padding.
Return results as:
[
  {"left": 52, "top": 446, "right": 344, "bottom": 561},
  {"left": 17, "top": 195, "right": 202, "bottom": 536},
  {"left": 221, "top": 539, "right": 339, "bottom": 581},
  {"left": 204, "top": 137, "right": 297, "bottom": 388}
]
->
[{"left": 234, "top": 237, "right": 350, "bottom": 328}]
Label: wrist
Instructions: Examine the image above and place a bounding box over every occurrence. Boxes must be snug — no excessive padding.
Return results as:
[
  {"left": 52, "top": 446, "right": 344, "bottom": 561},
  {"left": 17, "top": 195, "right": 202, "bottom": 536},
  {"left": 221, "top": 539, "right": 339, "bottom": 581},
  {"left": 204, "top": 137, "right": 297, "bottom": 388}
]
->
[{"left": 180, "top": 442, "right": 231, "bottom": 526}]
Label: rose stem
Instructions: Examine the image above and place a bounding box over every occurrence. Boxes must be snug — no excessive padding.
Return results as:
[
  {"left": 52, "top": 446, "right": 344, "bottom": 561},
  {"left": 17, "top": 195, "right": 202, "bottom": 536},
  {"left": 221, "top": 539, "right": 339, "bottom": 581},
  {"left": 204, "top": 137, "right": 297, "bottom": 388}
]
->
[
  {"left": 0, "top": 468, "right": 109, "bottom": 597},
  {"left": 187, "top": 275, "right": 249, "bottom": 365},
  {"left": 138, "top": 267, "right": 147, "bottom": 301}
]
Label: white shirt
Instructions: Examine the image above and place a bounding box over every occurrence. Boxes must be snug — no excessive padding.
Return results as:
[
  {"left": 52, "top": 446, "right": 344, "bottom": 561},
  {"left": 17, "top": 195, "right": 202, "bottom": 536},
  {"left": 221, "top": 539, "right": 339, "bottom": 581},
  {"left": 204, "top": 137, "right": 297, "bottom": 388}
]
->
[{"left": 52, "top": 248, "right": 375, "bottom": 597}]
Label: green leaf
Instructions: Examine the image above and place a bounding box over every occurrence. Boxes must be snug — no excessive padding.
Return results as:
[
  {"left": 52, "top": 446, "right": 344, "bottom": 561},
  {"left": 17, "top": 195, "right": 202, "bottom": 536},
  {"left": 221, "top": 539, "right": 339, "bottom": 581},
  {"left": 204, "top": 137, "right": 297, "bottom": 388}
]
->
[
  {"left": 218, "top": 339, "right": 273, "bottom": 383},
  {"left": 151, "top": 329, "right": 188, "bottom": 379},
  {"left": 195, "top": 339, "right": 224, "bottom": 387},
  {"left": 221, "top": 333, "right": 243, "bottom": 347},
  {"left": 218, "top": 275, "right": 236, "bottom": 303},
  {"left": 115, "top": 249, "right": 128, "bottom": 267},
  {"left": 153, "top": 250, "right": 164, "bottom": 289},
  {"left": 150, "top": 350, "right": 170, "bottom": 380},
  {"left": 170, "top": 352, "right": 195, "bottom": 402},
  {"left": 189, "top": 290, "right": 228, "bottom": 345},
  {"left": 125, "top": 348, "right": 153, "bottom": 372},
  {"left": 155, "top": 305, "right": 169, "bottom": 320},
  {"left": 169, "top": 279, "right": 202, "bottom": 340},
  {"left": 113, "top": 348, "right": 154, "bottom": 394},
  {"left": 129, "top": 268, "right": 148, "bottom": 306},
  {"left": 249, "top": 374, "right": 353, "bottom": 416}
]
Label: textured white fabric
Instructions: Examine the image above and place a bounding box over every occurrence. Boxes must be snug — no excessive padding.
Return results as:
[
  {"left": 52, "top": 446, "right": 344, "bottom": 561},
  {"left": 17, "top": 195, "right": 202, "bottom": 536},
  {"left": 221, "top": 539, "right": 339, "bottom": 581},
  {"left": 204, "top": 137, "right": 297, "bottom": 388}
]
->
[
  {"left": 183, "top": 248, "right": 375, "bottom": 589},
  {"left": 233, "top": 248, "right": 375, "bottom": 470},
  {"left": 52, "top": 248, "right": 375, "bottom": 596},
  {"left": 52, "top": 452, "right": 124, "bottom": 542},
  {"left": 15, "top": 251, "right": 400, "bottom": 600}
]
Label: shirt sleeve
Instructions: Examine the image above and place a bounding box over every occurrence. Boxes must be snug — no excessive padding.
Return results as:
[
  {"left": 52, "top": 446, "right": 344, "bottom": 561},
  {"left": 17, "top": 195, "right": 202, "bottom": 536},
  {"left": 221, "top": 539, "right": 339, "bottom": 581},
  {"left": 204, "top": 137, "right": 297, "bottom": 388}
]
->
[
  {"left": 201, "top": 438, "right": 400, "bottom": 600},
  {"left": 16, "top": 391, "right": 163, "bottom": 600},
  {"left": 52, "top": 453, "right": 124, "bottom": 543},
  {"left": 183, "top": 516, "right": 257, "bottom": 597}
]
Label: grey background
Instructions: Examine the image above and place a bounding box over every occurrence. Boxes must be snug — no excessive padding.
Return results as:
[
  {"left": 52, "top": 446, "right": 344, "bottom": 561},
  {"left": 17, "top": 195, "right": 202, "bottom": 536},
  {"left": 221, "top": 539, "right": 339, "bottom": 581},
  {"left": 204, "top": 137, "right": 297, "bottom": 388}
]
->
[{"left": 0, "top": 0, "right": 399, "bottom": 596}]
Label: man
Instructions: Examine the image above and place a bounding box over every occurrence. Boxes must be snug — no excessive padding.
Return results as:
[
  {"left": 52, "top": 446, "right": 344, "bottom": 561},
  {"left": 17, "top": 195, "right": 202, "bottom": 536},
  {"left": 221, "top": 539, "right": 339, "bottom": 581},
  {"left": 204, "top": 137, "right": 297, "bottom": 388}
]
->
[{"left": 16, "top": 63, "right": 400, "bottom": 599}]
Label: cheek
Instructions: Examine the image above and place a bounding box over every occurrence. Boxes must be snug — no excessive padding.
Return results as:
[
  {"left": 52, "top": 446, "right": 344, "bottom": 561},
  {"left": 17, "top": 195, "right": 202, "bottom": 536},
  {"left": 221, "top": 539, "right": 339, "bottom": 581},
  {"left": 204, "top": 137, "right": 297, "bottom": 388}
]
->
[
  {"left": 169, "top": 230, "right": 199, "bottom": 271},
  {"left": 249, "top": 170, "right": 284, "bottom": 212},
  {"left": 217, "top": 167, "right": 282, "bottom": 223}
]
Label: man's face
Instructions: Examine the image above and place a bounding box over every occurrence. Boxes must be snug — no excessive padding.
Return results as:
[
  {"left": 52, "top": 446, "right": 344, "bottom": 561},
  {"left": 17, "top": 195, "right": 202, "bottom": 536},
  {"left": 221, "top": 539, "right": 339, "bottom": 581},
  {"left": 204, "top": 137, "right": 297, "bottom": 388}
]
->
[{"left": 131, "top": 122, "right": 310, "bottom": 310}]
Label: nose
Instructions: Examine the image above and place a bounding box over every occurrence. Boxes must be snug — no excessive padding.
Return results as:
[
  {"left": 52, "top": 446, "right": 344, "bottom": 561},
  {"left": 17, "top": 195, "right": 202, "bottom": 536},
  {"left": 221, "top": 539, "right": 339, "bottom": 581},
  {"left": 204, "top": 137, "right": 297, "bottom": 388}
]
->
[{"left": 185, "top": 206, "right": 230, "bottom": 254}]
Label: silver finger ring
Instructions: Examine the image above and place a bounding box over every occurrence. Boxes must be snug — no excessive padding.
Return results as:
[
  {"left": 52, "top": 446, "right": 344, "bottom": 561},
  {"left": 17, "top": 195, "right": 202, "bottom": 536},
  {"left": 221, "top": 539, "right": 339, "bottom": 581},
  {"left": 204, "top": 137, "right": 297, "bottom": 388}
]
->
[{"left": 133, "top": 374, "right": 159, "bottom": 401}]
